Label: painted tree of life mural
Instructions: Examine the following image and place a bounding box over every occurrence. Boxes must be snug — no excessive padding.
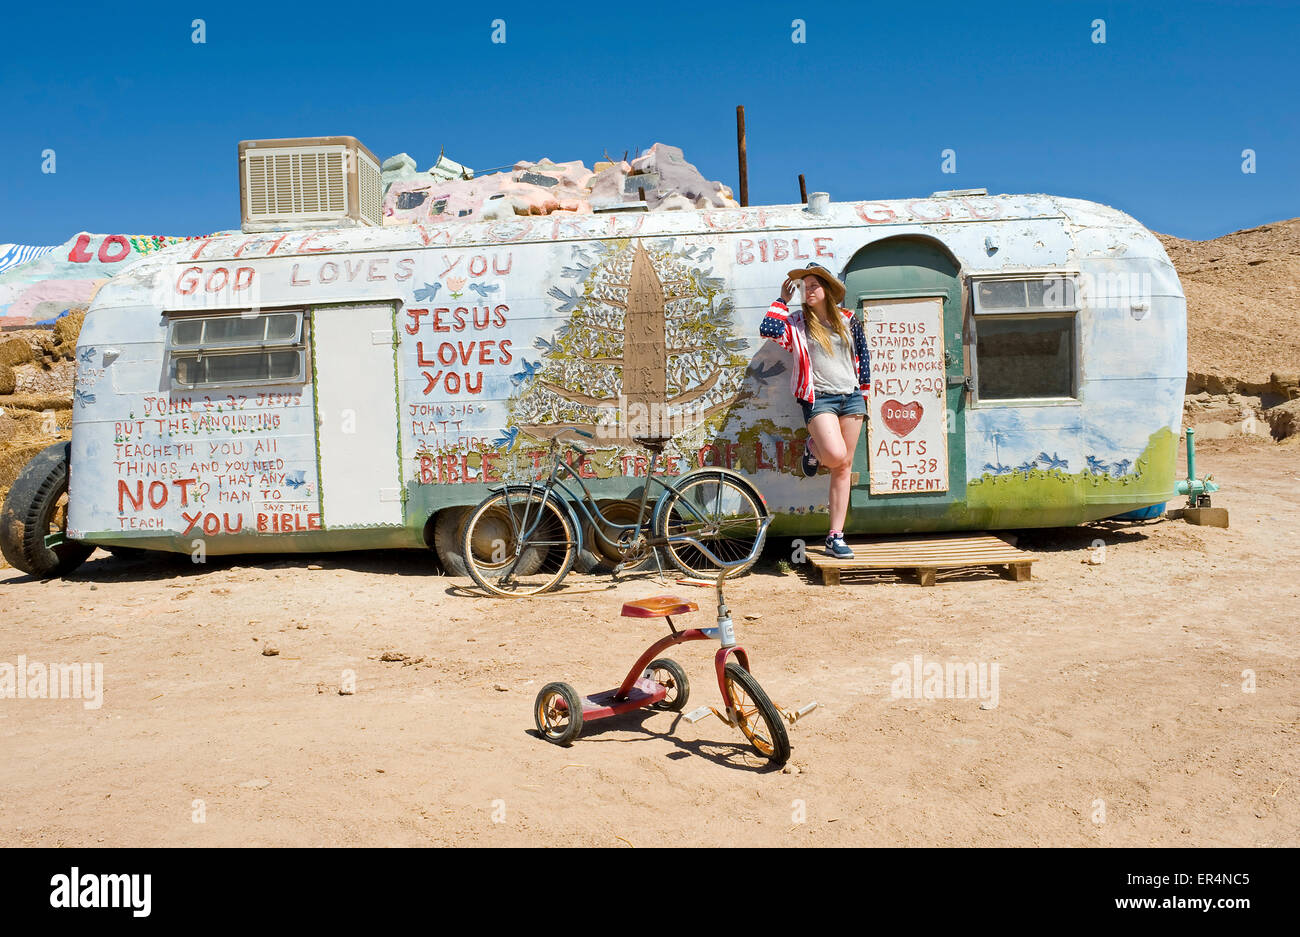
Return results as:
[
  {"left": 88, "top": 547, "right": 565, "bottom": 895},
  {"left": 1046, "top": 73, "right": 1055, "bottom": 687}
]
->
[{"left": 509, "top": 238, "right": 749, "bottom": 448}]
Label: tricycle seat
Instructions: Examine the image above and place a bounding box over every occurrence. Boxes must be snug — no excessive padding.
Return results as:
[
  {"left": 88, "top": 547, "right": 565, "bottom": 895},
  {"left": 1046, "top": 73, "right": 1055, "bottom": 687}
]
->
[{"left": 620, "top": 595, "right": 699, "bottom": 618}]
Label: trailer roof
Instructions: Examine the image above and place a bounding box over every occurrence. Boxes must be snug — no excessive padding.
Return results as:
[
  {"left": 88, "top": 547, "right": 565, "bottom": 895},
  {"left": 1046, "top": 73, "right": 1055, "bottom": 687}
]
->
[{"left": 144, "top": 193, "right": 1154, "bottom": 265}]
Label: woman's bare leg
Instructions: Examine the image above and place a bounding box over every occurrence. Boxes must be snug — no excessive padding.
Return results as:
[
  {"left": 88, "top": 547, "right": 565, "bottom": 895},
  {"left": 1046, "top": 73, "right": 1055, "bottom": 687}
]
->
[
  {"left": 807, "top": 414, "right": 846, "bottom": 468},
  {"left": 830, "top": 414, "right": 864, "bottom": 532},
  {"left": 808, "top": 414, "right": 855, "bottom": 533}
]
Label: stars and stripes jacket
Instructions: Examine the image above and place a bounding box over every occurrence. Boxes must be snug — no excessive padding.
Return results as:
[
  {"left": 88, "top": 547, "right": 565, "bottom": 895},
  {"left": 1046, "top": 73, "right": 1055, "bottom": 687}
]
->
[{"left": 759, "top": 299, "right": 870, "bottom": 404}]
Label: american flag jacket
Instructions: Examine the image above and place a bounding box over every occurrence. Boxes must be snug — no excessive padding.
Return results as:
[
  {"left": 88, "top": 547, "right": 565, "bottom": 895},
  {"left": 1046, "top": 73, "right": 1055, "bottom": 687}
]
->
[{"left": 759, "top": 299, "right": 871, "bottom": 404}]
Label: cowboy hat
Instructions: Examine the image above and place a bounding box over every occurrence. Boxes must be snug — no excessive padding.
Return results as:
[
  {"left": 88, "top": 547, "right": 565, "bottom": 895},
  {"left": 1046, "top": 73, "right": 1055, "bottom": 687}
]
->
[{"left": 786, "top": 262, "right": 846, "bottom": 305}]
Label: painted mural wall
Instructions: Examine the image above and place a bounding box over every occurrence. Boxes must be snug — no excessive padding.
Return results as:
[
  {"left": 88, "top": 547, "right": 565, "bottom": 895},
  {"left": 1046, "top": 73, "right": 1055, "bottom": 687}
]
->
[
  {"left": 0, "top": 233, "right": 207, "bottom": 326},
  {"left": 66, "top": 194, "right": 1186, "bottom": 550}
]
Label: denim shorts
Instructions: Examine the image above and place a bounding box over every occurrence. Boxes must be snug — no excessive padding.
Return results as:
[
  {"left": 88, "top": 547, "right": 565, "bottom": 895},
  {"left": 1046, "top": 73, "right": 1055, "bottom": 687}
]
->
[{"left": 800, "top": 391, "right": 867, "bottom": 424}]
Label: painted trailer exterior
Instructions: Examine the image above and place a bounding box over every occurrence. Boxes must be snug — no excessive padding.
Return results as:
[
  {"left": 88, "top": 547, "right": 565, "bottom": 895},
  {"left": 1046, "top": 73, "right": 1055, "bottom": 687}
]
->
[{"left": 66, "top": 192, "right": 1185, "bottom": 560}]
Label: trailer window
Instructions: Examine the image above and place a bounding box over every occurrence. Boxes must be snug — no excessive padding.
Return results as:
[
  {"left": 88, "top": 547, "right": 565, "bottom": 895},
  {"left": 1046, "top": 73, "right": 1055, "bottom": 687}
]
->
[
  {"left": 167, "top": 310, "right": 307, "bottom": 389},
  {"left": 971, "top": 276, "right": 1078, "bottom": 400},
  {"left": 974, "top": 275, "right": 1077, "bottom": 314}
]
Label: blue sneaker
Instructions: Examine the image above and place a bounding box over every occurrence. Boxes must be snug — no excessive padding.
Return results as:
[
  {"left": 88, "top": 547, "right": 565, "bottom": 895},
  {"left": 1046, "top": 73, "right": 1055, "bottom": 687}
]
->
[
  {"left": 801, "top": 439, "right": 820, "bottom": 477},
  {"left": 825, "top": 534, "right": 853, "bottom": 558}
]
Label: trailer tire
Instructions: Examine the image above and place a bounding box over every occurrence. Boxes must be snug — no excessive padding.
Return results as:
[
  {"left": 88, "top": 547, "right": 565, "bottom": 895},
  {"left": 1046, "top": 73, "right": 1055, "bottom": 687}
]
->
[
  {"left": 434, "top": 506, "right": 551, "bottom": 579},
  {"left": 0, "top": 441, "right": 93, "bottom": 578},
  {"left": 432, "top": 507, "right": 470, "bottom": 577}
]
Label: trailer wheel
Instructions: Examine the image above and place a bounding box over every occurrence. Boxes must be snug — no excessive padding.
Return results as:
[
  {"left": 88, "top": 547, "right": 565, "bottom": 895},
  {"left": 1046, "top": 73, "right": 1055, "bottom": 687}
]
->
[
  {"left": 432, "top": 507, "right": 470, "bottom": 576},
  {"left": 0, "top": 441, "right": 93, "bottom": 578}
]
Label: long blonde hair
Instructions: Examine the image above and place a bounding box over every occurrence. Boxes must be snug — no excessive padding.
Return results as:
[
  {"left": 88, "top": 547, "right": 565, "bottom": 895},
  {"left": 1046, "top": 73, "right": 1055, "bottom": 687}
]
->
[{"left": 803, "top": 286, "right": 850, "bottom": 355}]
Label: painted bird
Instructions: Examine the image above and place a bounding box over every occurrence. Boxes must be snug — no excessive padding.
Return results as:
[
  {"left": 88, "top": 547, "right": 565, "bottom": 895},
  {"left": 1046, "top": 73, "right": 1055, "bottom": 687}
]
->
[
  {"left": 414, "top": 281, "right": 442, "bottom": 302},
  {"left": 1086, "top": 455, "right": 1110, "bottom": 475},
  {"left": 560, "top": 260, "right": 595, "bottom": 282},
  {"left": 78, "top": 346, "right": 96, "bottom": 364},
  {"left": 1110, "top": 458, "right": 1132, "bottom": 477},
  {"left": 510, "top": 358, "right": 543, "bottom": 386},
  {"left": 750, "top": 361, "right": 787, "bottom": 385},
  {"left": 691, "top": 268, "right": 725, "bottom": 292},
  {"left": 468, "top": 282, "right": 500, "bottom": 297},
  {"left": 284, "top": 470, "right": 307, "bottom": 489},
  {"left": 547, "top": 285, "right": 583, "bottom": 314},
  {"left": 1015, "top": 460, "right": 1038, "bottom": 474},
  {"left": 983, "top": 461, "right": 1013, "bottom": 475},
  {"left": 492, "top": 426, "right": 519, "bottom": 448},
  {"left": 1036, "top": 452, "right": 1069, "bottom": 471}
]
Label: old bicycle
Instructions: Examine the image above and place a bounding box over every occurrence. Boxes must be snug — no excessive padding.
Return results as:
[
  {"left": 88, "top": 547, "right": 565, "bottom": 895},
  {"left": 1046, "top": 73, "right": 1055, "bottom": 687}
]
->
[{"left": 460, "top": 431, "right": 769, "bottom": 597}]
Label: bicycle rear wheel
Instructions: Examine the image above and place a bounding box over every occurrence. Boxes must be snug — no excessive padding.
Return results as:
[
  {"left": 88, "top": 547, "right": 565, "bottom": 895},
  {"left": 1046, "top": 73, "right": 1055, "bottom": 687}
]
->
[
  {"left": 654, "top": 472, "right": 767, "bottom": 578},
  {"left": 462, "top": 489, "right": 577, "bottom": 597}
]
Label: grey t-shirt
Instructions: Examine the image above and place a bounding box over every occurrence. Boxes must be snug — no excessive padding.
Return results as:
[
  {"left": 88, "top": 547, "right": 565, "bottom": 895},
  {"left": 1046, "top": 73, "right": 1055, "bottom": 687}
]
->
[{"left": 807, "top": 318, "right": 858, "bottom": 395}]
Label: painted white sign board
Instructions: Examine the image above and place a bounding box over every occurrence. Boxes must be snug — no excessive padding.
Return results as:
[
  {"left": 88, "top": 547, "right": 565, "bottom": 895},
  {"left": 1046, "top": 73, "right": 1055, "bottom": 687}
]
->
[{"left": 863, "top": 296, "right": 949, "bottom": 494}]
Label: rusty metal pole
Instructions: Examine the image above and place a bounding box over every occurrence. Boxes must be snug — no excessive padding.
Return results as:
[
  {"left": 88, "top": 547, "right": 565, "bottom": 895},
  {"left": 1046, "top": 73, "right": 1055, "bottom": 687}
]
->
[
  {"left": 799, "top": 174, "right": 807, "bottom": 204},
  {"left": 736, "top": 105, "right": 749, "bottom": 207}
]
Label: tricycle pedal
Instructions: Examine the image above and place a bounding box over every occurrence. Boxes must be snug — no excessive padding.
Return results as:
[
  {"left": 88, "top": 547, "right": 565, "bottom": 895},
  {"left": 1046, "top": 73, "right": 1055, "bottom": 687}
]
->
[
  {"left": 683, "top": 706, "right": 711, "bottom": 724},
  {"left": 782, "top": 701, "right": 819, "bottom": 725}
]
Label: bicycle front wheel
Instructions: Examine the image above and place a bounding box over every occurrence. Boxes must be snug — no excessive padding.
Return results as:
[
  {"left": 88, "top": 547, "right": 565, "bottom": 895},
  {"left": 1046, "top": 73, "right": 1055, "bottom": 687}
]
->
[
  {"left": 461, "top": 489, "right": 578, "bottom": 597},
  {"left": 654, "top": 472, "right": 767, "bottom": 578}
]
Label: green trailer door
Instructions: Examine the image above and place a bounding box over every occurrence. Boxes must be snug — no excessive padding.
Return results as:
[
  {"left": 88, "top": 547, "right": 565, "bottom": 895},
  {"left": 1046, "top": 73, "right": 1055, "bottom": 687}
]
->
[{"left": 842, "top": 236, "right": 967, "bottom": 532}]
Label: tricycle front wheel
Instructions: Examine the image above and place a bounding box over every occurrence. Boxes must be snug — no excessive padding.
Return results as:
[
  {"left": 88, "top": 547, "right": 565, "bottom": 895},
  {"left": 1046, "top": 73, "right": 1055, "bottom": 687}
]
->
[{"left": 723, "top": 662, "right": 790, "bottom": 765}]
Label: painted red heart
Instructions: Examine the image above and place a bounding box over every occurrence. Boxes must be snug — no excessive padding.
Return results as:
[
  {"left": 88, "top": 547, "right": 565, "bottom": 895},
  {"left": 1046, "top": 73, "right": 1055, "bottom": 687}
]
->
[{"left": 881, "top": 399, "right": 923, "bottom": 437}]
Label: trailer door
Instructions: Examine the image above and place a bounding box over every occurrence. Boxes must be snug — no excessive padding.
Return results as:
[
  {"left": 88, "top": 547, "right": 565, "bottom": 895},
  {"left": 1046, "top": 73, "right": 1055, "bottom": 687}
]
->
[
  {"left": 843, "top": 237, "right": 967, "bottom": 532},
  {"left": 311, "top": 303, "right": 403, "bottom": 528}
]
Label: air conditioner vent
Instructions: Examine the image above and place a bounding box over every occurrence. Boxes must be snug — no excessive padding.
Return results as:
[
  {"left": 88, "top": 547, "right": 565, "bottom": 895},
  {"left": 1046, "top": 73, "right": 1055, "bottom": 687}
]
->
[{"left": 239, "top": 136, "right": 382, "bottom": 232}]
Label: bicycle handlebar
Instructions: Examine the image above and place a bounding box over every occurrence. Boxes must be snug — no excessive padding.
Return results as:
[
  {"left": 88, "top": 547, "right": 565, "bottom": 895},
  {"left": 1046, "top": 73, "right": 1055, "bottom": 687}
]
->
[{"left": 564, "top": 428, "right": 595, "bottom": 458}]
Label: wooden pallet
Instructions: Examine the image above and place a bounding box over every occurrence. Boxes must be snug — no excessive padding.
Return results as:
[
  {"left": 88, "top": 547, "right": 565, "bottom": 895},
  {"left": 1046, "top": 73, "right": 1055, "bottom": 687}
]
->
[{"left": 804, "top": 532, "right": 1035, "bottom": 586}]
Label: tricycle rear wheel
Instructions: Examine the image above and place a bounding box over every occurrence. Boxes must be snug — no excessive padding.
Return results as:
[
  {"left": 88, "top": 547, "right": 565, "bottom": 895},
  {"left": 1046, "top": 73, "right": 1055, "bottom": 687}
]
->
[
  {"left": 534, "top": 682, "right": 584, "bottom": 746},
  {"left": 647, "top": 658, "right": 689, "bottom": 711}
]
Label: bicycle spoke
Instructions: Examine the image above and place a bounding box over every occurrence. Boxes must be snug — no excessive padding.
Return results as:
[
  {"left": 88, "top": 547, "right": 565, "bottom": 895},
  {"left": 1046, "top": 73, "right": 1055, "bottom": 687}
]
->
[
  {"left": 658, "top": 474, "right": 765, "bottom": 578},
  {"left": 463, "top": 490, "right": 576, "bottom": 596}
]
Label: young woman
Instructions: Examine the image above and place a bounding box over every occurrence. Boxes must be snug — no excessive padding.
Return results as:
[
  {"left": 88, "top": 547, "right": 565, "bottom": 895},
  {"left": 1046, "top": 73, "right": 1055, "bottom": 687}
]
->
[{"left": 759, "top": 263, "right": 870, "bottom": 558}]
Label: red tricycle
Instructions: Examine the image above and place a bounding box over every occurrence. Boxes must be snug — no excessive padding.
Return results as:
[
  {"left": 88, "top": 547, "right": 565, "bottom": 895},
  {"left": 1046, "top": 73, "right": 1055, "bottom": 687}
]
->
[{"left": 532, "top": 519, "right": 816, "bottom": 764}]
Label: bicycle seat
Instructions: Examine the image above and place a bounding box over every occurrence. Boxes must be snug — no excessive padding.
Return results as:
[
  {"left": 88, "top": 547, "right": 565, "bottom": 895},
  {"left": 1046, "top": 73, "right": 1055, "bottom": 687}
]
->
[
  {"left": 633, "top": 436, "right": 671, "bottom": 452},
  {"left": 620, "top": 595, "right": 699, "bottom": 618}
]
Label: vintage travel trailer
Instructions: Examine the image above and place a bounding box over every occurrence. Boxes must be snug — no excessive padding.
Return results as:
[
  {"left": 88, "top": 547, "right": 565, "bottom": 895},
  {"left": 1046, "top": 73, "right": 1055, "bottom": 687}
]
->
[{"left": 2, "top": 189, "right": 1186, "bottom": 576}]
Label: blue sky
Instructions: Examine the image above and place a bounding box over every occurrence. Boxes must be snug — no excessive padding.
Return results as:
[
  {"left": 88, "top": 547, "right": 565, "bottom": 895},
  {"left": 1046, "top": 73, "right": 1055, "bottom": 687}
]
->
[{"left": 0, "top": 0, "right": 1295, "bottom": 243}]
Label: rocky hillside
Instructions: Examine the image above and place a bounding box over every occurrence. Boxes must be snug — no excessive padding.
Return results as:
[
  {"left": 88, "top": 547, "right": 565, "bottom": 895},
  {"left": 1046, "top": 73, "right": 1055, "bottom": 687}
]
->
[{"left": 1156, "top": 218, "right": 1300, "bottom": 393}]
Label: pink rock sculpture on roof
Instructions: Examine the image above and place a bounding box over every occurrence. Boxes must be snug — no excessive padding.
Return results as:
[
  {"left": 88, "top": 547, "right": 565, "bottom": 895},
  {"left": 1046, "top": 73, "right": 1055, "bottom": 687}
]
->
[{"left": 381, "top": 143, "right": 737, "bottom": 226}]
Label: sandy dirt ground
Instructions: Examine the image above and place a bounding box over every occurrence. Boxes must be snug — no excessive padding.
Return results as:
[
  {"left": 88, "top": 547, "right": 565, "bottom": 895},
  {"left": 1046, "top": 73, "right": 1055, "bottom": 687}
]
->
[{"left": 1, "top": 435, "right": 1296, "bottom": 848}]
